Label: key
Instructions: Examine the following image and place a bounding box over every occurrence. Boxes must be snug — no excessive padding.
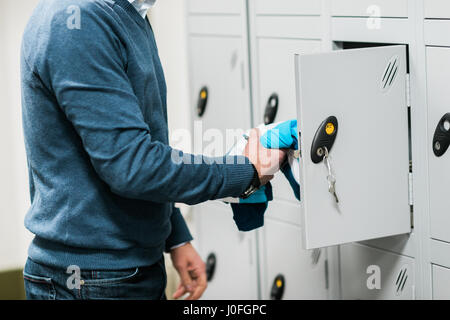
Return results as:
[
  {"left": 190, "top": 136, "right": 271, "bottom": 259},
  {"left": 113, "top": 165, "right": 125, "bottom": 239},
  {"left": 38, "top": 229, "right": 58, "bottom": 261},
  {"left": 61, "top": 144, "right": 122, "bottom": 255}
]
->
[
  {"left": 328, "top": 177, "right": 339, "bottom": 203},
  {"left": 324, "top": 147, "right": 339, "bottom": 203}
]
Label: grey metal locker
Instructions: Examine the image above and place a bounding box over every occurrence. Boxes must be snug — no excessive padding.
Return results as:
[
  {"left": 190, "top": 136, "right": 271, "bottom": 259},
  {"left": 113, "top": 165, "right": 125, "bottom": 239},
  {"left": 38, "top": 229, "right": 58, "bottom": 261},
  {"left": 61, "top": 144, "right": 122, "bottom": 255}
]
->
[
  {"left": 340, "top": 243, "right": 415, "bottom": 299},
  {"left": 426, "top": 47, "right": 450, "bottom": 244},
  {"left": 260, "top": 202, "right": 329, "bottom": 300},
  {"left": 188, "top": 0, "right": 242, "bottom": 15},
  {"left": 295, "top": 45, "right": 411, "bottom": 249},
  {"left": 331, "top": 0, "right": 408, "bottom": 17},
  {"left": 432, "top": 264, "right": 450, "bottom": 300},
  {"left": 255, "top": 38, "right": 321, "bottom": 206},
  {"left": 254, "top": 0, "right": 321, "bottom": 16},
  {"left": 424, "top": 0, "right": 450, "bottom": 19},
  {"left": 195, "top": 202, "right": 259, "bottom": 300},
  {"left": 189, "top": 35, "right": 251, "bottom": 137}
]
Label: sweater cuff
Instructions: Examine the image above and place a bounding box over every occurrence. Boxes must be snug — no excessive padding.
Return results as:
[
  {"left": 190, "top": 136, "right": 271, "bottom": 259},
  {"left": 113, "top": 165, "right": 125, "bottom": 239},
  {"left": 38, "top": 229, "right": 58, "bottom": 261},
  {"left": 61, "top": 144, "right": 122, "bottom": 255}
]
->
[
  {"left": 165, "top": 206, "right": 193, "bottom": 253},
  {"left": 218, "top": 155, "right": 256, "bottom": 198}
]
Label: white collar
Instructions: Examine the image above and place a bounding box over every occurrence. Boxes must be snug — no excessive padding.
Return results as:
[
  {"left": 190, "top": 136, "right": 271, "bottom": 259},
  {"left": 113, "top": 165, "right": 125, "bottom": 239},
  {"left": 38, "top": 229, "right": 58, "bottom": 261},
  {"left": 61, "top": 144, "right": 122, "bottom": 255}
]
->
[{"left": 127, "top": 0, "right": 156, "bottom": 18}]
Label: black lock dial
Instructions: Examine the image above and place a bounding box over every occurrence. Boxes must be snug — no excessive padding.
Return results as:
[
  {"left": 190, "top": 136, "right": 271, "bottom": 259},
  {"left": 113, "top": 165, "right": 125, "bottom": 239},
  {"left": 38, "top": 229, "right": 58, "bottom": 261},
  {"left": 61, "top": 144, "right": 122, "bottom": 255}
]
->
[
  {"left": 270, "top": 274, "right": 285, "bottom": 300},
  {"left": 310, "top": 116, "right": 338, "bottom": 164},
  {"left": 264, "top": 93, "right": 279, "bottom": 125},
  {"left": 205, "top": 253, "right": 216, "bottom": 282},
  {"left": 197, "top": 86, "right": 208, "bottom": 117},
  {"left": 433, "top": 113, "right": 450, "bottom": 157}
]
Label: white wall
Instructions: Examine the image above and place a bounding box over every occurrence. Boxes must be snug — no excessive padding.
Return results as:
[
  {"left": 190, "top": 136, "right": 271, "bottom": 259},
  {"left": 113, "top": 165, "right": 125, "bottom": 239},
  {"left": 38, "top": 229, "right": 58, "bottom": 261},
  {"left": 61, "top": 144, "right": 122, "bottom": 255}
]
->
[
  {"left": 150, "top": 0, "right": 192, "bottom": 152},
  {"left": 0, "top": 0, "right": 39, "bottom": 271}
]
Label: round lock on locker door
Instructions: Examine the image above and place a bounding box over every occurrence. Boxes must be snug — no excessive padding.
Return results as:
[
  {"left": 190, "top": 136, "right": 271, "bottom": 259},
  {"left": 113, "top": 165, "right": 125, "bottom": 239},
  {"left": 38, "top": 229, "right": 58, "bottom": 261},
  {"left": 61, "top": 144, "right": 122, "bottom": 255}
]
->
[
  {"left": 432, "top": 113, "right": 450, "bottom": 157},
  {"left": 270, "top": 274, "right": 285, "bottom": 300},
  {"left": 205, "top": 253, "right": 217, "bottom": 282},
  {"left": 264, "top": 93, "right": 279, "bottom": 125},
  {"left": 197, "top": 86, "right": 208, "bottom": 117},
  {"left": 310, "top": 116, "right": 339, "bottom": 164}
]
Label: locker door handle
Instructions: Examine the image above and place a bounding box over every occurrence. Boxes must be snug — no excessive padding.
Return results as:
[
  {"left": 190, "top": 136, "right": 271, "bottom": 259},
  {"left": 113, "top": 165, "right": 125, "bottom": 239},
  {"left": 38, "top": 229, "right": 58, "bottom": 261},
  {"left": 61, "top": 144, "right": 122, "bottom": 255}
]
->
[
  {"left": 205, "top": 253, "right": 216, "bottom": 282},
  {"left": 197, "top": 86, "right": 208, "bottom": 117},
  {"left": 264, "top": 93, "right": 279, "bottom": 125},
  {"left": 270, "top": 274, "right": 285, "bottom": 300},
  {"left": 310, "top": 116, "right": 339, "bottom": 163},
  {"left": 432, "top": 113, "right": 450, "bottom": 157}
]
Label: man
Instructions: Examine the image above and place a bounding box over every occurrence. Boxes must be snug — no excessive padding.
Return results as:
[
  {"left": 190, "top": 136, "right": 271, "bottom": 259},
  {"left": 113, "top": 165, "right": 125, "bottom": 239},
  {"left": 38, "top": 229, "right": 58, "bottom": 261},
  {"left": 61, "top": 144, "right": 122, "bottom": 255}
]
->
[{"left": 20, "top": 0, "right": 286, "bottom": 300}]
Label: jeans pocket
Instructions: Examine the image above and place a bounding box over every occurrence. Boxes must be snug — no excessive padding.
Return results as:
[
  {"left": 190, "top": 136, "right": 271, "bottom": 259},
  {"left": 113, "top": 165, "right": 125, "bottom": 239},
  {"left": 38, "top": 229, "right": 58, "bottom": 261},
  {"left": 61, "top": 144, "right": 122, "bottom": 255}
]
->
[
  {"left": 81, "top": 267, "right": 140, "bottom": 286},
  {"left": 23, "top": 272, "right": 56, "bottom": 300}
]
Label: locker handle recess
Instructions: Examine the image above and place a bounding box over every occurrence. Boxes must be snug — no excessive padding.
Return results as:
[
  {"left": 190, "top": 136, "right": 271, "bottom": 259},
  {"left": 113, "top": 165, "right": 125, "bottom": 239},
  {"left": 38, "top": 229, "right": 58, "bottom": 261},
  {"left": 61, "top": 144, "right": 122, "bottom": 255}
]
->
[
  {"left": 197, "top": 86, "right": 208, "bottom": 117},
  {"left": 433, "top": 113, "right": 450, "bottom": 157},
  {"left": 264, "top": 93, "right": 279, "bottom": 125},
  {"left": 310, "top": 116, "right": 339, "bottom": 163},
  {"left": 205, "top": 253, "right": 216, "bottom": 282},
  {"left": 270, "top": 274, "right": 285, "bottom": 300}
]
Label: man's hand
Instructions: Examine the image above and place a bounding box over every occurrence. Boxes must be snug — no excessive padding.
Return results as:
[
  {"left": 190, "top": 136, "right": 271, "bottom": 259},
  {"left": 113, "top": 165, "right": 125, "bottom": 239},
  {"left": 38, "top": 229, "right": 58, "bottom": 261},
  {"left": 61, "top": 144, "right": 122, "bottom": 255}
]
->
[
  {"left": 244, "top": 128, "right": 287, "bottom": 186},
  {"left": 171, "top": 242, "right": 207, "bottom": 300}
]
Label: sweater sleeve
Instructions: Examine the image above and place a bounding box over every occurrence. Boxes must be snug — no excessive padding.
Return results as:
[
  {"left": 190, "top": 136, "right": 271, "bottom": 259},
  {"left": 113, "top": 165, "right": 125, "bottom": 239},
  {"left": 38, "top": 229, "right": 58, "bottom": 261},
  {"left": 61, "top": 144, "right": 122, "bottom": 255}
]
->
[
  {"left": 165, "top": 205, "right": 193, "bottom": 252},
  {"left": 35, "top": 5, "right": 254, "bottom": 205}
]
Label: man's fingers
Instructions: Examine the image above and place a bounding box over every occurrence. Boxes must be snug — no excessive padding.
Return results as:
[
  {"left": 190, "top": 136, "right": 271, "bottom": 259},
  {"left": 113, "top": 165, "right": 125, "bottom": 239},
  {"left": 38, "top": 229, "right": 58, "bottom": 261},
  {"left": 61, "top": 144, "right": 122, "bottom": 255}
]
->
[
  {"left": 186, "top": 270, "right": 207, "bottom": 300},
  {"left": 178, "top": 266, "right": 194, "bottom": 294},
  {"left": 172, "top": 283, "right": 187, "bottom": 299}
]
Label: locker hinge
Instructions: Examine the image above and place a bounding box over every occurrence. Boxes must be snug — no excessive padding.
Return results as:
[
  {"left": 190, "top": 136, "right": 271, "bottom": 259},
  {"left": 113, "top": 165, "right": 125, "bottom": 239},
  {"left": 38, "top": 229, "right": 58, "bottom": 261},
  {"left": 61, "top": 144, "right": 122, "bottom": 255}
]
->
[
  {"left": 408, "top": 171, "right": 413, "bottom": 206},
  {"left": 324, "top": 259, "right": 329, "bottom": 290},
  {"left": 406, "top": 73, "right": 411, "bottom": 108},
  {"left": 408, "top": 170, "right": 414, "bottom": 229}
]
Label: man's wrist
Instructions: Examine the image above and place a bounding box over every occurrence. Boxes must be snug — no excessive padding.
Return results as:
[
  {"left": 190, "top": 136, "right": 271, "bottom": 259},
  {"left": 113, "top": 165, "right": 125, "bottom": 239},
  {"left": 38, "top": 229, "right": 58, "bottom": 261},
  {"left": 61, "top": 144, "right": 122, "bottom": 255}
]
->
[
  {"left": 170, "top": 241, "right": 190, "bottom": 251},
  {"left": 239, "top": 164, "right": 260, "bottom": 199}
]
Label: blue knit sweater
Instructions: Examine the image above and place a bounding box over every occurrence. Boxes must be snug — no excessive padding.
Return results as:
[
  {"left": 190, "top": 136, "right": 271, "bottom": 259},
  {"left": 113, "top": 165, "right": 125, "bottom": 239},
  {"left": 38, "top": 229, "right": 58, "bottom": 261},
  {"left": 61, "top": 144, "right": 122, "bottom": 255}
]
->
[{"left": 21, "top": 0, "right": 254, "bottom": 270}]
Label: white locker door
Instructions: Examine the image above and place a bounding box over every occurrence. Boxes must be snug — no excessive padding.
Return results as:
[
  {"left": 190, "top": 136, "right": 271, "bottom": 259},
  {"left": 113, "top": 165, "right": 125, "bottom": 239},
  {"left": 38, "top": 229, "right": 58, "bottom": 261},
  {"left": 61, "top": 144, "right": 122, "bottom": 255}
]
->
[
  {"left": 188, "top": 0, "right": 242, "bottom": 15},
  {"left": 432, "top": 264, "right": 450, "bottom": 300},
  {"left": 256, "top": 39, "right": 321, "bottom": 205},
  {"left": 340, "top": 244, "right": 415, "bottom": 299},
  {"left": 190, "top": 36, "right": 251, "bottom": 138},
  {"left": 426, "top": 47, "right": 450, "bottom": 243},
  {"left": 296, "top": 46, "right": 411, "bottom": 249},
  {"left": 261, "top": 203, "right": 329, "bottom": 300},
  {"left": 196, "top": 202, "right": 258, "bottom": 300}
]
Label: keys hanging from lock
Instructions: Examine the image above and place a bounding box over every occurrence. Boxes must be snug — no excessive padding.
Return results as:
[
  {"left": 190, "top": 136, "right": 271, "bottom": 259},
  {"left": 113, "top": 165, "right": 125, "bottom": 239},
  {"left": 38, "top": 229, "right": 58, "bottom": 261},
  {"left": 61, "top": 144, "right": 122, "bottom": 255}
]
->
[{"left": 323, "top": 147, "right": 339, "bottom": 203}]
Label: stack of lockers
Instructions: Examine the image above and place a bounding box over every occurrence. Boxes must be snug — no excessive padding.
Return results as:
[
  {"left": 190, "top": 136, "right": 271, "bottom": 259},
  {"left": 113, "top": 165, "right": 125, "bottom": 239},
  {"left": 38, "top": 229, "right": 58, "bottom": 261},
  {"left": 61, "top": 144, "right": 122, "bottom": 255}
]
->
[{"left": 185, "top": 0, "right": 450, "bottom": 300}]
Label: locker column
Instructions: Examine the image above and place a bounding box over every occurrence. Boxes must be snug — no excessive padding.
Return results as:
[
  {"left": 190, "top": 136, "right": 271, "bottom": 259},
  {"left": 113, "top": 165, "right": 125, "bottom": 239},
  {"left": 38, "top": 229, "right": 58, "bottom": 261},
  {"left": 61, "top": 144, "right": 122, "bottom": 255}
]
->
[
  {"left": 186, "top": 0, "right": 258, "bottom": 299},
  {"left": 327, "top": 0, "right": 418, "bottom": 300},
  {"left": 423, "top": 0, "right": 450, "bottom": 300},
  {"left": 248, "top": 0, "right": 331, "bottom": 300}
]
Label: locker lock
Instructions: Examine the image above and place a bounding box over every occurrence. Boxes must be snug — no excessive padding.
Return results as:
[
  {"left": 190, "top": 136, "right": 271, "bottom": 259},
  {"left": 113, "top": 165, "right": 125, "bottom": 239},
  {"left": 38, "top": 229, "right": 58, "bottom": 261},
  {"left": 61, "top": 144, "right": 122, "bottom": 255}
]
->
[
  {"left": 310, "top": 116, "right": 339, "bottom": 163},
  {"left": 205, "top": 253, "right": 216, "bottom": 282},
  {"left": 264, "top": 93, "right": 279, "bottom": 125},
  {"left": 270, "top": 274, "right": 285, "bottom": 300},
  {"left": 432, "top": 113, "right": 450, "bottom": 157},
  {"left": 197, "top": 86, "right": 208, "bottom": 117}
]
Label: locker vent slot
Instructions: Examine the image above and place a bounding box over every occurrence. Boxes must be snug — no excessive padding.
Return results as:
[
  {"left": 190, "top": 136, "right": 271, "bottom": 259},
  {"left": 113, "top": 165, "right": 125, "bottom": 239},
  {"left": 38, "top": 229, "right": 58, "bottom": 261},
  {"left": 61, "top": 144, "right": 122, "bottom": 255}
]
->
[
  {"left": 395, "top": 266, "right": 409, "bottom": 295},
  {"left": 381, "top": 55, "right": 399, "bottom": 92},
  {"left": 311, "top": 248, "right": 321, "bottom": 266}
]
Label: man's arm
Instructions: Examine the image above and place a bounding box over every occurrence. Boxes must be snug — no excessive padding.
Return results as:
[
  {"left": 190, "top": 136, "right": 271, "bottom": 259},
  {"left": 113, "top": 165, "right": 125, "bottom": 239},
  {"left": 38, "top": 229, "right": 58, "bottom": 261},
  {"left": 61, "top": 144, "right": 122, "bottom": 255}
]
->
[
  {"left": 165, "top": 206, "right": 193, "bottom": 252},
  {"left": 30, "top": 5, "right": 254, "bottom": 205}
]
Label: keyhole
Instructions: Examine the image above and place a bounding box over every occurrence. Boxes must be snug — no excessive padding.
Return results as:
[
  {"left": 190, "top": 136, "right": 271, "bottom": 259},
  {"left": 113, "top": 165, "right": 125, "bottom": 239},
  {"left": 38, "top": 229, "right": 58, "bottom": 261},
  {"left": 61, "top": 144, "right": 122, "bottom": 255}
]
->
[
  {"left": 270, "top": 98, "right": 277, "bottom": 108},
  {"left": 444, "top": 120, "right": 450, "bottom": 131},
  {"left": 316, "top": 148, "right": 324, "bottom": 157},
  {"left": 435, "top": 141, "right": 441, "bottom": 151}
]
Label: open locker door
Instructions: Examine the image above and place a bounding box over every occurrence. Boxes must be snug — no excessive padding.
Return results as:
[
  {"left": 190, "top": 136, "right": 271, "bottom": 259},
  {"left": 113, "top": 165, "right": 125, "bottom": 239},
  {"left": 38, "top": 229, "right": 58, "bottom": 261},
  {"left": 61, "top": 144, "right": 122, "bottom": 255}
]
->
[{"left": 295, "top": 45, "right": 411, "bottom": 249}]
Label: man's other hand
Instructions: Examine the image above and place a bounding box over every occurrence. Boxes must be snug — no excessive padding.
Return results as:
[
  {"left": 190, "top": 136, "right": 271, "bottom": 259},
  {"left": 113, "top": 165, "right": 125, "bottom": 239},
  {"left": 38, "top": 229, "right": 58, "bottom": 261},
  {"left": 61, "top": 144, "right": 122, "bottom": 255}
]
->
[
  {"left": 244, "top": 128, "right": 287, "bottom": 186},
  {"left": 171, "top": 242, "right": 207, "bottom": 300}
]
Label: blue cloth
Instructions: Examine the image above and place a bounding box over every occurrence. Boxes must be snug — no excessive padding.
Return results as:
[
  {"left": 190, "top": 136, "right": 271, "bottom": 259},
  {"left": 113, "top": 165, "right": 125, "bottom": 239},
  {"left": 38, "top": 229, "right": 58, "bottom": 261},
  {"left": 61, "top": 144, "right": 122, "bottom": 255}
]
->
[
  {"left": 229, "top": 120, "right": 300, "bottom": 231},
  {"left": 21, "top": 0, "right": 255, "bottom": 270},
  {"left": 23, "top": 257, "right": 167, "bottom": 300}
]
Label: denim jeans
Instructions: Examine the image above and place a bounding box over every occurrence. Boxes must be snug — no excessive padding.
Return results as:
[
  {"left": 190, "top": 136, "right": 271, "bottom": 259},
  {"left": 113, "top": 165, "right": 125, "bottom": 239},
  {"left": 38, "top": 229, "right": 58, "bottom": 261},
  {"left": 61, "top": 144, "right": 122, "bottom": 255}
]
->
[{"left": 23, "top": 257, "right": 167, "bottom": 300}]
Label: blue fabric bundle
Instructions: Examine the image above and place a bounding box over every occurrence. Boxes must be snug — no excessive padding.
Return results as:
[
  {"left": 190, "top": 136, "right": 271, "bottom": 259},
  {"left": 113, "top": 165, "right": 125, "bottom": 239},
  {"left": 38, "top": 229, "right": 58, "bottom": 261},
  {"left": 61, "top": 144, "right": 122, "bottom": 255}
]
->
[{"left": 222, "top": 119, "right": 300, "bottom": 231}]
